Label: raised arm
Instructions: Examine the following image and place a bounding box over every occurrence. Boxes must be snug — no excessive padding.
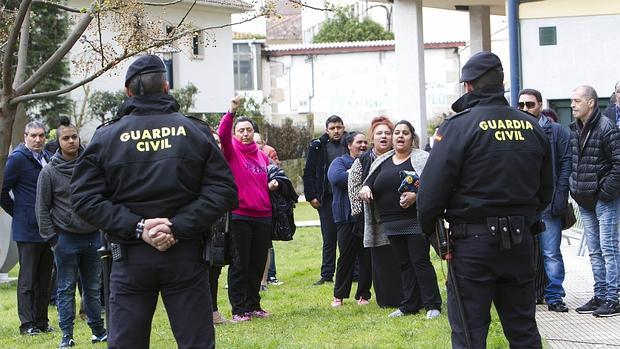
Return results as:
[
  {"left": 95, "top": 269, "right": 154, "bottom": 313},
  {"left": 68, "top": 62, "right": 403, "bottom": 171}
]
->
[{"left": 217, "top": 95, "right": 243, "bottom": 159}]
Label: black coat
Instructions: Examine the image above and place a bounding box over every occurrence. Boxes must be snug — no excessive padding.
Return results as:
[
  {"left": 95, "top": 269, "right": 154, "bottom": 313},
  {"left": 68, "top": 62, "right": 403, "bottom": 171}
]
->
[
  {"left": 569, "top": 108, "right": 620, "bottom": 210},
  {"left": 417, "top": 87, "right": 553, "bottom": 237},
  {"left": 269, "top": 165, "right": 298, "bottom": 241},
  {"left": 71, "top": 93, "right": 238, "bottom": 244},
  {"left": 302, "top": 133, "right": 347, "bottom": 203}
]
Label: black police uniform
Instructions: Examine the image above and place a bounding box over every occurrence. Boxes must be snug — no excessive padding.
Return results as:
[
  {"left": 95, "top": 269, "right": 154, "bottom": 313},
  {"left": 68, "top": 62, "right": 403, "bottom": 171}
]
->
[
  {"left": 71, "top": 90, "right": 237, "bottom": 348},
  {"left": 417, "top": 53, "right": 552, "bottom": 349}
]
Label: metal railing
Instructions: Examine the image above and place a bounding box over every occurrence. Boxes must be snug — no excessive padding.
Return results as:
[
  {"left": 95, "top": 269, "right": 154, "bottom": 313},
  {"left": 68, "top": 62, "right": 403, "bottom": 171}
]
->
[{"left": 562, "top": 197, "right": 587, "bottom": 256}]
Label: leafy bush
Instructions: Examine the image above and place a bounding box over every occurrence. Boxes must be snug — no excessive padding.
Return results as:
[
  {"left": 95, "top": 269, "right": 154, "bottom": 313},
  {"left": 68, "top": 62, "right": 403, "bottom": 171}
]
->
[
  {"left": 171, "top": 82, "right": 198, "bottom": 114},
  {"left": 313, "top": 8, "right": 393, "bottom": 43},
  {"left": 426, "top": 113, "right": 451, "bottom": 136},
  {"left": 88, "top": 90, "right": 126, "bottom": 124},
  {"left": 262, "top": 118, "right": 312, "bottom": 160}
]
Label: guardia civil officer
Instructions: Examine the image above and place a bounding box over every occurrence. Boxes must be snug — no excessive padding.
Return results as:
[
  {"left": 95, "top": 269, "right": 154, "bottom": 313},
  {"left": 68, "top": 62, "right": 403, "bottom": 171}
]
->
[
  {"left": 70, "top": 55, "right": 238, "bottom": 349},
  {"left": 417, "top": 52, "right": 553, "bottom": 348}
]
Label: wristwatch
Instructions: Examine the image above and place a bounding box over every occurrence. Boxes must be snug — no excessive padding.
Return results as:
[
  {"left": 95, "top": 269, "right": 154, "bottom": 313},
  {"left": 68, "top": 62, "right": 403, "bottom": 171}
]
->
[{"left": 136, "top": 218, "right": 145, "bottom": 239}]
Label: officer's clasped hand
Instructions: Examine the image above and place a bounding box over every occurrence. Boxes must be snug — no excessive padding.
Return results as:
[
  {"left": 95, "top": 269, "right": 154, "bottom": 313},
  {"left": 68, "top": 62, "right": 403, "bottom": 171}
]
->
[{"left": 141, "top": 218, "right": 177, "bottom": 252}]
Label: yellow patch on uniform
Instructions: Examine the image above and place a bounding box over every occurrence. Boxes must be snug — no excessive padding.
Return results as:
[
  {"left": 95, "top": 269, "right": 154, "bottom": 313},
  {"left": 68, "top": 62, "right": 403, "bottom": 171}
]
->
[
  {"left": 478, "top": 119, "right": 533, "bottom": 142},
  {"left": 119, "top": 126, "right": 188, "bottom": 152},
  {"left": 434, "top": 134, "right": 443, "bottom": 142}
]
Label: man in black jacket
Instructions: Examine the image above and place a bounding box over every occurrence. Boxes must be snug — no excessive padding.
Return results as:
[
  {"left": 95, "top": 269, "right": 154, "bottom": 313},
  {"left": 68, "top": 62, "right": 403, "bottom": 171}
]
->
[
  {"left": 418, "top": 52, "right": 552, "bottom": 348},
  {"left": 303, "top": 115, "right": 347, "bottom": 285},
  {"left": 71, "top": 55, "right": 238, "bottom": 348},
  {"left": 569, "top": 85, "right": 620, "bottom": 317}
]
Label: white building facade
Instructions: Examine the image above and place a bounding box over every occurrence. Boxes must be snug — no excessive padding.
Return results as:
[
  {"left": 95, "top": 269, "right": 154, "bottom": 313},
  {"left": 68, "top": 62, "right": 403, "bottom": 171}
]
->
[
  {"left": 519, "top": 0, "right": 620, "bottom": 126},
  {"left": 67, "top": 0, "right": 248, "bottom": 140},
  {"left": 261, "top": 41, "right": 464, "bottom": 135}
]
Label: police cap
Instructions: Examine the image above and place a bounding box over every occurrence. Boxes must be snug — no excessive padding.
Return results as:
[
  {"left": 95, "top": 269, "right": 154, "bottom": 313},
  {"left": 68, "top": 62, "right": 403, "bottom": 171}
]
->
[
  {"left": 459, "top": 51, "right": 503, "bottom": 83},
  {"left": 124, "top": 55, "right": 167, "bottom": 87}
]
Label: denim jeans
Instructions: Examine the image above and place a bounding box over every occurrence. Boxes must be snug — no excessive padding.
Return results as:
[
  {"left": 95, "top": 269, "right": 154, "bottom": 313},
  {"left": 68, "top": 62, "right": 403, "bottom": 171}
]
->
[
  {"left": 267, "top": 248, "right": 276, "bottom": 279},
  {"left": 539, "top": 216, "right": 566, "bottom": 302},
  {"left": 579, "top": 198, "right": 620, "bottom": 301},
  {"left": 54, "top": 232, "right": 105, "bottom": 336}
]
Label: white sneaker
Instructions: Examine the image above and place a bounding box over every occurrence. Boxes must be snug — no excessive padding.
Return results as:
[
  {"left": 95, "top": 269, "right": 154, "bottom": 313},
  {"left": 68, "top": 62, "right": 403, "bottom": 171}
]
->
[
  {"left": 388, "top": 309, "right": 405, "bottom": 317},
  {"left": 426, "top": 309, "right": 441, "bottom": 319}
]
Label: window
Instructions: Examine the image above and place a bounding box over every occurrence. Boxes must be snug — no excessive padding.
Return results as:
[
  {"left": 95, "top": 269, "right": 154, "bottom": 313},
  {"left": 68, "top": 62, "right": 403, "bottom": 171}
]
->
[
  {"left": 233, "top": 42, "right": 261, "bottom": 91},
  {"left": 192, "top": 32, "right": 204, "bottom": 59},
  {"left": 539, "top": 27, "right": 557, "bottom": 46}
]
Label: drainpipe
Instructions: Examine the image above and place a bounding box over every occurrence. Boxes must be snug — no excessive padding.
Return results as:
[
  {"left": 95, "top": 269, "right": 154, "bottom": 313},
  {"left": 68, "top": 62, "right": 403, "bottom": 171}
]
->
[
  {"left": 507, "top": 0, "right": 520, "bottom": 107},
  {"left": 305, "top": 55, "right": 315, "bottom": 113}
]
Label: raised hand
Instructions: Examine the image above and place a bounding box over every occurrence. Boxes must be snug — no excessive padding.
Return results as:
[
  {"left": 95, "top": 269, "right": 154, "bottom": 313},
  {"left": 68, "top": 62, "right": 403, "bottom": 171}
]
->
[{"left": 229, "top": 95, "right": 244, "bottom": 114}]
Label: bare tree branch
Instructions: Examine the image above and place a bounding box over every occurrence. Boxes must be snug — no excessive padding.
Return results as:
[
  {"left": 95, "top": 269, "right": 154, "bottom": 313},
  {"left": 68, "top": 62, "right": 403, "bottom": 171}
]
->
[
  {"left": 74, "top": 85, "right": 90, "bottom": 130},
  {"left": 175, "top": 0, "right": 197, "bottom": 32},
  {"left": 14, "top": 4, "right": 96, "bottom": 97},
  {"left": 13, "top": 5, "right": 31, "bottom": 88},
  {"left": 143, "top": 0, "right": 184, "bottom": 6},
  {"left": 10, "top": 12, "right": 267, "bottom": 106},
  {"left": 2, "top": 0, "right": 32, "bottom": 97},
  {"left": 11, "top": 56, "right": 126, "bottom": 105},
  {"left": 287, "top": 0, "right": 332, "bottom": 12},
  {"left": 191, "top": 13, "right": 268, "bottom": 35},
  {"left": 97, "top": 1, "right": 105, "bottom": 68},
  {"left": 32, "top": 0, "right": 82, "bottom": 13}
]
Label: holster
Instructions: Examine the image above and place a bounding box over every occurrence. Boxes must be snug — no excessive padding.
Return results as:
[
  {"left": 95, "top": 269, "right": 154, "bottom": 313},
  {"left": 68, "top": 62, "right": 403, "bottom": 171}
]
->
[
  {"left": 486, "top": 217, "right": 500, "bottom": 247},
  {"left": 508, "top": 216, "right": 525, "bottom": 245},
  {"left": 486, "top": 216, "right": 526, "bottom": 250}
]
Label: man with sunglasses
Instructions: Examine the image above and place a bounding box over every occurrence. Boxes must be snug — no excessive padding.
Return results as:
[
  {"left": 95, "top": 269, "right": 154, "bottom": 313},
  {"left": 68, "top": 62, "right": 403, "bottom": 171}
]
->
[{"left": 518, "top": 89, "right": 571, "bottom": 313}]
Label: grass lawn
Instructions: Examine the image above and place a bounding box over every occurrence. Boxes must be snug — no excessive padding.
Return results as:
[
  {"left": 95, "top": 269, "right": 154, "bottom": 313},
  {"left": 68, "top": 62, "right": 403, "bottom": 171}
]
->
[
  {"left": 0, "top": 225, "right": 513, "bottom": 348},
  {"left": 293, "top": 201, "right": 319, "bottom": 222}
]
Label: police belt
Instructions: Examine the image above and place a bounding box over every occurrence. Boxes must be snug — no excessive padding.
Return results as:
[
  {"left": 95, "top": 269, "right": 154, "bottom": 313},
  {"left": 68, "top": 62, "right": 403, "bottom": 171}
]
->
[
  {"left": 450, "top": 216, "right": 528, "bottom": 250},
  {"left": 450, "top": 223, "right": 488, "bottom": 239}
]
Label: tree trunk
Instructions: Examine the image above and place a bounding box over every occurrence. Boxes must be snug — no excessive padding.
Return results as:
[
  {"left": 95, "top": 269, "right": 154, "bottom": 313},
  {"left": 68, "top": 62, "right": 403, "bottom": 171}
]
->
[
  {"left": 11, "top": 104, "right": 26, "bottom": 149},
  {"left": 0, "top": 95, "right": 18, "bottom": 187}
]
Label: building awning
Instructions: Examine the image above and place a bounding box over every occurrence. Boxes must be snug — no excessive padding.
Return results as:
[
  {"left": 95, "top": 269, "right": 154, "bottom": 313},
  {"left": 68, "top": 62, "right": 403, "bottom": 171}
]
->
[
  {"left": 263, "top": 40, "right": 465, "bottom": 56},
  {"left": 176, "top": 0, "right": 253, "bottom": 12},
  {"left": 372, "top": 0, "right": 543, "bottom": 16}
]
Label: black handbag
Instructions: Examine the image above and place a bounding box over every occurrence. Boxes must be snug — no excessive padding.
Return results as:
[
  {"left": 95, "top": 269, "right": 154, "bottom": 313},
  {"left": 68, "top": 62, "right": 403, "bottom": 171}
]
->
[
  {"left": 209, "top": 213, "right": 232, "bottom": 267},
  {"left": 561, "top": 203, "right": 577, "bottom": 230}
]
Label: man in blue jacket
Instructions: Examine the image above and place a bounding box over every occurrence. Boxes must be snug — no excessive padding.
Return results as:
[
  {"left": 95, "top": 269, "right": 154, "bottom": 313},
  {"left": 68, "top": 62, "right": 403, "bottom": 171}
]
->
[
  {"left": 519, "top": 88, "right": 571, "bottom": 312},
  {"left": 303, "top": 115, "right": 347, "bottom": 285},
  {"left": 1, "top": 121, "right": 53, "bottom": 335}
]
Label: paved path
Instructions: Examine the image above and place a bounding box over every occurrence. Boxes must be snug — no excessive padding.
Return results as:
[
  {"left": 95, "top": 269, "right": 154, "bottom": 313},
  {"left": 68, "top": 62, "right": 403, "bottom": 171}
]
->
[
  {"left": 536, "top": 232, "right": 620, "bottom": 348},
  {"left": 298, "top": 219, "right": 620, "bottom": 347}
]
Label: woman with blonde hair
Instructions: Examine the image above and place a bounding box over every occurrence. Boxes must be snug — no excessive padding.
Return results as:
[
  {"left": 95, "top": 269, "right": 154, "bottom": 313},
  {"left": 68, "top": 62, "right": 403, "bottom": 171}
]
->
[
  {"left": 359, "top": 120, "right": 442, "bottom": 319},
  {"left": 348, "top": 116, "right": 403, "bottom": 308}
]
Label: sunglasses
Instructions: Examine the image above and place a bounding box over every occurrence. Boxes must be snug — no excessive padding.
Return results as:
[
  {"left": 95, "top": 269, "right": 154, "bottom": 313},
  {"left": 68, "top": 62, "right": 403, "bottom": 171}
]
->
[{"left": 517, "top": 101, "right": 537, "bottom": 110}]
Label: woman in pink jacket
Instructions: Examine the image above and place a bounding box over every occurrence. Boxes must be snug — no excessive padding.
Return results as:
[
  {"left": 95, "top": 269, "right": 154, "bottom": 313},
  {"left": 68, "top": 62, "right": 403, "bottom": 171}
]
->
[{"left": 218, "top": 96, "right": 278, "bottom": 322}]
